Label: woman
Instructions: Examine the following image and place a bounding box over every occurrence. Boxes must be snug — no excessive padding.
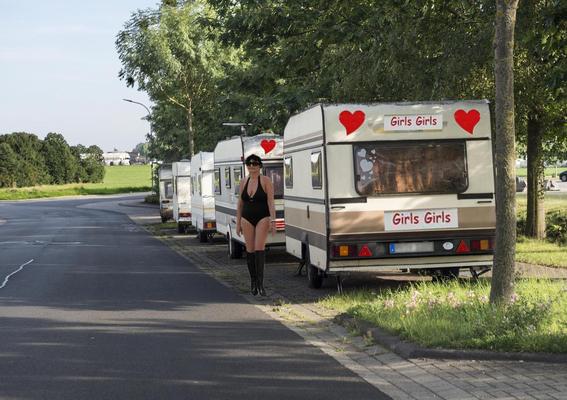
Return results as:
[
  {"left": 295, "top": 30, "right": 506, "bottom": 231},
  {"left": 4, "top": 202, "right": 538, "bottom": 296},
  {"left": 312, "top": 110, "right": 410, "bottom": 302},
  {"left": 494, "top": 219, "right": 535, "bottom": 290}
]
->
[{"left": 236, "top": 154, "right": 276, "bottom": 296}]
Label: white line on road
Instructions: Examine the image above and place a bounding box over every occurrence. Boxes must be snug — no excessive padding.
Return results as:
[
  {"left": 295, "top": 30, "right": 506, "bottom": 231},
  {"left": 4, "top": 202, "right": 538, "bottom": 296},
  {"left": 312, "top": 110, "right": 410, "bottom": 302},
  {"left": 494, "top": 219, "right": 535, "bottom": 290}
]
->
[{"left": 0, "top": 259, "right": 34, "bottom": 289}]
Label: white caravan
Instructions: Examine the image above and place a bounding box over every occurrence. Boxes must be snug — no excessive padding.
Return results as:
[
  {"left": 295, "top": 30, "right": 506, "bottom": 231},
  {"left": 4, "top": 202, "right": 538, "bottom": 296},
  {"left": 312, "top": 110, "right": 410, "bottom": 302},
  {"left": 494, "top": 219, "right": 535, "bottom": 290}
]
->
[
  {"left": 190, "top": 152, "right": 217, "bottom": 242},
  {"left": 283, "top": 101, "right": 496, "bottom": 290},
  {"left": 172, "top": 160, "right": 192, "bottom": 233},
  {"left": 158, "top": 164, "right": 173, "bottom": 223},
  {"left": 214, "top": 133, "right": 285, "bottom": 258}
]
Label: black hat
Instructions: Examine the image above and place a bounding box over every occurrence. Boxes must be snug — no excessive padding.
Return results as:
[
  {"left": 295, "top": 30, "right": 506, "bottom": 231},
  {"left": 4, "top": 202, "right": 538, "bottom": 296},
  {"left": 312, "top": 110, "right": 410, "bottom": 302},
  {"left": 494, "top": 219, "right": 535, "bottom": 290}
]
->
[{"left": 245, "top": 154, "right": 263, "bottom": 166}]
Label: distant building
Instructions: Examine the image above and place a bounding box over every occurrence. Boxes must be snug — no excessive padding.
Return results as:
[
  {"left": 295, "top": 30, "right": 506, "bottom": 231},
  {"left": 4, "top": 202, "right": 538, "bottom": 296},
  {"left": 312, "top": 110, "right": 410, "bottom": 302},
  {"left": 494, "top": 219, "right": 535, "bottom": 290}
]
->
[{"left": 102, "top": 151, "right": 130, "bottom": 166}]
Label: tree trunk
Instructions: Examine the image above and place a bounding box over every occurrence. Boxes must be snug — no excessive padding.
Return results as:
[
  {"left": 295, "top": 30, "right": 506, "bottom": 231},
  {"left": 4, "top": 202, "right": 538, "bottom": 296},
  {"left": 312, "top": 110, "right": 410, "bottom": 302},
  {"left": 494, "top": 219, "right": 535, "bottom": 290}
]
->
[
  {"left": 187, "top": 99, "right": 194, "bottom": 157},
  {"left": 490, "top": 0, "right": 519, "bottom": 305},
  {"left": 526, "top": 114, "right": 546, "bottom": 238}
]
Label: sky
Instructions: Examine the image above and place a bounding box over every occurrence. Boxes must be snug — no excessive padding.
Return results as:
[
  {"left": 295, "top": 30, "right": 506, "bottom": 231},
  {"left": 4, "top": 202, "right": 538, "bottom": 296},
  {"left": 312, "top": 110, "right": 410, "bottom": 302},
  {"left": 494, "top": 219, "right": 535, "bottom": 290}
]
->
[{"left": 0, "top": 1, "right": 160, "bottom": 152}]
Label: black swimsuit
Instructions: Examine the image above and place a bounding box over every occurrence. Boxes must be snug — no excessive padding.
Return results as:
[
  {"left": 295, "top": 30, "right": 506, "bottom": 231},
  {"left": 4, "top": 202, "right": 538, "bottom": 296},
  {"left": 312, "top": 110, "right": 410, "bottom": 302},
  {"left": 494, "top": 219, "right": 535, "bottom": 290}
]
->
[{"left": 241, "top": 177, "right": 270, "bottom": 227}]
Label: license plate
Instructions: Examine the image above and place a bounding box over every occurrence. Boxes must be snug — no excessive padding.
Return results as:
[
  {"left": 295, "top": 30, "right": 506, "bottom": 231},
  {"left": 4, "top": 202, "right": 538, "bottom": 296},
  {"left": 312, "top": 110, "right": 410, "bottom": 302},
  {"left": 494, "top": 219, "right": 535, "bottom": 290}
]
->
[
  {"left": 389, "top": 242, "right": 434, "bottom": 254},
  {"left": 178, "top": 217, "right": 191, "bottom": 222}
]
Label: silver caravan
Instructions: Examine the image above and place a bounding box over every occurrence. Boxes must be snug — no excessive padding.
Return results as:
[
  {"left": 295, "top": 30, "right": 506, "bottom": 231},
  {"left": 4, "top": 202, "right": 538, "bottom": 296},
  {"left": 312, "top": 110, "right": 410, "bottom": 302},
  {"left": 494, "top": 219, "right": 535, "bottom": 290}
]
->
[
  {"left": 190, "top": 152, "right": 216, "bottom": 242},
  {"left": 172, "top": 160, "right": 192, "bottom": 233},
  {"left": 283, "top": 101, "right": 496, "bottom": 290},
  {"left": 158, "top": 164, "right": 173, "bottom": 223},
  {"left": 214, "top": 133, "right": 285, "bottom": 258}
]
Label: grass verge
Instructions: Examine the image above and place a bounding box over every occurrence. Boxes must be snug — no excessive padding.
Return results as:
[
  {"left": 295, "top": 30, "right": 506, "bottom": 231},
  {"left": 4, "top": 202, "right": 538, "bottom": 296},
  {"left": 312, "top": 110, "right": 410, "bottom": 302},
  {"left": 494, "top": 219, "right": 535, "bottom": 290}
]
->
[
  {"left": 0, "top": 165, "right": 151, "bottom": 200},
  {"left": 516, "top": 236, "right": 567, "bottom": 268},
  {"left": 320, "top": 279, "right": 567, "bottom": 353}
]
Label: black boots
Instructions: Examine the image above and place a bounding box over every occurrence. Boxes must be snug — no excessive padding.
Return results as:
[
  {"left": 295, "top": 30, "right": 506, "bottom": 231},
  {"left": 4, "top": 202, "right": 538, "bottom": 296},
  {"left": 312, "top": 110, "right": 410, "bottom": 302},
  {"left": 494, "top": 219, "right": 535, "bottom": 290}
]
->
[
  {"left": 255, "top": 250, "right": 266, "bottom": 296},
  {"left": 246, "top": 252, "right": 258, "bottom": 296}
]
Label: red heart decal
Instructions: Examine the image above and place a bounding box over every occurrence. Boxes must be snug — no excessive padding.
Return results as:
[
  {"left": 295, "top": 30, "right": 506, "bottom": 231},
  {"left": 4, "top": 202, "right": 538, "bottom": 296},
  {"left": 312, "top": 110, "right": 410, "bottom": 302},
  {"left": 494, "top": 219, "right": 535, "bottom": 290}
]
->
[
  {"left": 261, "top": 139, "right": 276, "bottom": 154},
  {"left": 454, "top": 109, "right": 480, "bottom": 134},
  {"left": 339, "top": 110, "right": 365, "bottom": 135}
]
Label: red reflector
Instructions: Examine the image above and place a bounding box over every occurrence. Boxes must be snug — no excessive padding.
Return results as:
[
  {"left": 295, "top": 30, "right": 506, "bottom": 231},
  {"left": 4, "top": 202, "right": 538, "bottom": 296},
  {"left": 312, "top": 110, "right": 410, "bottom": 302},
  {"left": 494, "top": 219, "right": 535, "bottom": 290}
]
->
[
  {"left": 358, "top": 245, "right": 372, "bottom": 257},
  {"left": 456, "top": 240, "right": 470, "bottom": 253}
]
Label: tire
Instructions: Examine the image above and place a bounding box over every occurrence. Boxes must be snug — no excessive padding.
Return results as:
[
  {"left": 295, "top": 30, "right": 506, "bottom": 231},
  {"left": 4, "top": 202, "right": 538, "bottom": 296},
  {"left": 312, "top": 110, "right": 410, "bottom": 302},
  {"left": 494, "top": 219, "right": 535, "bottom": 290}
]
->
[
  {"left": 198, "top": 230, "right": 208, "bottom": 243},
  {"left": 561, "top": 175, "right": 567, "bottom": 182},
  {"left": 228, "top": 232, "right": 243, "bottom": 259},
  {"left": 306, "top": 249, "right": 324, "bottom": 289},
  {"left": 177, "top": 223, "right": 185, "bottom": 234}
]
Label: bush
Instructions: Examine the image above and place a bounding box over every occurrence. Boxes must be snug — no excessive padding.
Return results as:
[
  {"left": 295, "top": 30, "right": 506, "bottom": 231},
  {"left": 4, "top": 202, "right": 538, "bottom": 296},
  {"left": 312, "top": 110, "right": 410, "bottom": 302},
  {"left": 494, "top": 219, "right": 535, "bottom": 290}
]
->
[{"left": 517, "top": 209, "right": 567, "bottom": 245}]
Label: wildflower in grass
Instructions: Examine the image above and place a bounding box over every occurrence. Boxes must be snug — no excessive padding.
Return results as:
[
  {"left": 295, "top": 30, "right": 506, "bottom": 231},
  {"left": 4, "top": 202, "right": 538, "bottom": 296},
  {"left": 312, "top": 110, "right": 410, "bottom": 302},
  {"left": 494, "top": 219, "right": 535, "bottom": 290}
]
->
[
  {"left": 383, "top": 299, "right": 395, "bottom": 309},
  {"left": 427, "top": 297, "right": 440, "bottom": 310},
  {"left": 510, "top": 293, "right": 519, "bottom": 304},
  {"left": 479, "top": 295, "right": 489, "bottom": 303}
]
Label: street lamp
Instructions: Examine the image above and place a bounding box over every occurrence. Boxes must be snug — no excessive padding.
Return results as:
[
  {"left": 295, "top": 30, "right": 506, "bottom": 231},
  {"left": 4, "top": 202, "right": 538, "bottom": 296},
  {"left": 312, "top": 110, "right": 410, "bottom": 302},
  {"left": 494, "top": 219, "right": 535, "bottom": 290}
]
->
[{"left": 123, "top": 98, "right": 155, "bottom": 192}]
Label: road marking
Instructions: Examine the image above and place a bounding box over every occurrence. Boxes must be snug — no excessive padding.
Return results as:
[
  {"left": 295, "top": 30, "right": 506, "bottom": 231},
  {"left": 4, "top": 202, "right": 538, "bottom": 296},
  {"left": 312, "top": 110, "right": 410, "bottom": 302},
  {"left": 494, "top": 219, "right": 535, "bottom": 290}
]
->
[{"left": 0, "top": 259, "right": 34, "bottom": 289}]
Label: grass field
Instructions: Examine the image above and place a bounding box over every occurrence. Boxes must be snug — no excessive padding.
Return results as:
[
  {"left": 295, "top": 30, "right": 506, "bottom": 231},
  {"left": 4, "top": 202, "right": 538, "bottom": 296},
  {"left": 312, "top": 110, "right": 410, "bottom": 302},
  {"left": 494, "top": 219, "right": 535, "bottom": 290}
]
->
[
  {"left": 516, "top": 167, "right": 566, "bottom": 178},
  {"left": 0, "top": 165, "right": 152, "bottom": 200}
]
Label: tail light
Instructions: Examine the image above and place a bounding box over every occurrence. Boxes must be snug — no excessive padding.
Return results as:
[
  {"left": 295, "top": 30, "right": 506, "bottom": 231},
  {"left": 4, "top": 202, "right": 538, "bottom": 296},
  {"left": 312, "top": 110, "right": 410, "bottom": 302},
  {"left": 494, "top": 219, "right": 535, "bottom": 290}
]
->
[
  {"left": 275, "top": 218, "right": 285, "bottom": 231},
  {"left": 332, "top": 244, "right": 357, "bottom": 257},
  {"left": 205, "top": 221, "right": 216, "bottom": 229},
  {"left": 471, "top": 239, "right": 492, "bottom": 251}
]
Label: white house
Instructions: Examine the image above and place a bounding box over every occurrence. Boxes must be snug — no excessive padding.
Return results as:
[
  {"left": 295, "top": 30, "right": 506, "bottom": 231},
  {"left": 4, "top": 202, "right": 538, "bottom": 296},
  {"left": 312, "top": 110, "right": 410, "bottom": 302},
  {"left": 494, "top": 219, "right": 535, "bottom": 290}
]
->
[{"left": 102, "top": 151, "right": 131, "bottom": 166}]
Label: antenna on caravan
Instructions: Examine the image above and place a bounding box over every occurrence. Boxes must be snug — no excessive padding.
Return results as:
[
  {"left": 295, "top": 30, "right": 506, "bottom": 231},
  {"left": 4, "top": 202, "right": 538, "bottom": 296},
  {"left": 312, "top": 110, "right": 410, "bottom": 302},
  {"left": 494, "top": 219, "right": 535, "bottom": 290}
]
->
[{"left": 222, "top": 122, "right": 252, "bottom": 136}]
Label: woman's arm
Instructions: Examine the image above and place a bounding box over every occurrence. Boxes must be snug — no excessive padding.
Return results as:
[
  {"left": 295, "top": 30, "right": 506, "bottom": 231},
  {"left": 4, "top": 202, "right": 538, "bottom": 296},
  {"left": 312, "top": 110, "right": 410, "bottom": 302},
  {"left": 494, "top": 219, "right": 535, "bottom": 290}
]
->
[
  {"left": 264, "top": 176, "right": 276, "bottom": 233},
  {"left": 236, "top": 178, "right": 245, "bottom": 234}
]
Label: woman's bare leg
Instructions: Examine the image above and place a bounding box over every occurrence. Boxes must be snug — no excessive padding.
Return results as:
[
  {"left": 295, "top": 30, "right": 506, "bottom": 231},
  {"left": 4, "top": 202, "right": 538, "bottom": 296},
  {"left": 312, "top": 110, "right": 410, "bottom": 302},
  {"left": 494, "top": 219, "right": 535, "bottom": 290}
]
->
[
  {"left": 254, "top": 217, "right": 271, "bottom": 251},
  {"left": 241, "top": 218, "right": 256, "bottom": 253}
]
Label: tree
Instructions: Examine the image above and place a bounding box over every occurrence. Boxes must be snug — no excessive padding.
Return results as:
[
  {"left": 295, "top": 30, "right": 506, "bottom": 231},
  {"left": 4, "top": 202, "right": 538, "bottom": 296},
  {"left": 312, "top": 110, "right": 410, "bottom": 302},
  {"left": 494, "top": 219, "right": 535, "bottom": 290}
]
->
[
  {"left": 116, "top": 1, "right": 230, "bottom": 157},
  {"left": 41, "top": 133, "right": 78, "bottom": 184},
  {"left": 0, "top": 132, "right": 51, "bottom": 186},
  {"left": 515, "top": 1, "right": 567, "bottom": 239},
  {"left": 0, "top": 143, "right": 19, "bottom": 188},
  {"left": 490, "top": 0, "right": 520, "bottom": 304}
]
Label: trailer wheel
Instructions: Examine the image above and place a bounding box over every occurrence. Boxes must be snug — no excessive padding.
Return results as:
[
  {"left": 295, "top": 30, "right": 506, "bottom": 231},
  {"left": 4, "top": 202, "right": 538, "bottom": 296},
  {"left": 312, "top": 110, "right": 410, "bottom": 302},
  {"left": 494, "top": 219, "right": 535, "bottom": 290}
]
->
[
  {"left": 306, "top": 251, "right": 323, "bottom": 289},
  {"left": 228, "top": 232, "right": 243, "bottom": 259},
  {"left": 177, "top": 223, "right": 185, "bottom": 234},
  {"left": 198, "top": 230, "right": 208, "bottom": 243}
]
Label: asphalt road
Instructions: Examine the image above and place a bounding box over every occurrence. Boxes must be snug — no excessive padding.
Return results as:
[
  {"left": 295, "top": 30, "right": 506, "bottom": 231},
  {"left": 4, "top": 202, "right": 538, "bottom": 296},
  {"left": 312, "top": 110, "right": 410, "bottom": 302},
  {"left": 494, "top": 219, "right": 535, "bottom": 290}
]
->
[{"left": 0, "top": 196, "right": 389, "bottom": 400}]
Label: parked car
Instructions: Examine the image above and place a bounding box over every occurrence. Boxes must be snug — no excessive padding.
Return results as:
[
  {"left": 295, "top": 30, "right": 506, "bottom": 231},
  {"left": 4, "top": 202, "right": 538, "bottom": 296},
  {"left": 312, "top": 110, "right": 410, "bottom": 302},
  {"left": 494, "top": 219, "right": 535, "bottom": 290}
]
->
[
  {"left": 516, "top": 176, "right": 526, "bottom": 192},
  {"left": 560, "top": 170, "right": 567, "bottom": 182}
]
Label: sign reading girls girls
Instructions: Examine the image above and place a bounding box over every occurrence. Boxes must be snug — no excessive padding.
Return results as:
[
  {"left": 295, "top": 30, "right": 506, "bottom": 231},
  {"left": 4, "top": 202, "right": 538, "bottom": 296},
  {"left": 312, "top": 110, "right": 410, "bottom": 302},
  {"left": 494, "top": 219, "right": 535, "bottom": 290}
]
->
[{"left": 384, "top": 114, "right": 443, "bottom": 131}]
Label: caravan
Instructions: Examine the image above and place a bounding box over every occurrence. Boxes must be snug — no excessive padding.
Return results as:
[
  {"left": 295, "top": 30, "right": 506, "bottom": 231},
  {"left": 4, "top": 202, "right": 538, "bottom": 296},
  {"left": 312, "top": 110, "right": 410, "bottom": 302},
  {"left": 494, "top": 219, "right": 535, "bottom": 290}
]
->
[
  {"left": 214, "top": 133, "right": 286, "bottom": 258},
  {"left": 190, "top": 152, "right": 217, "bottom": 242},
  {"left": 283, "top": 101, "right": 496, "bottom": 289},
  {"left": 158, "top": 164, "right": 173, "bottom": 223},
  {"left": 172, "top": 160, "right": 192, "bottom": 233}
]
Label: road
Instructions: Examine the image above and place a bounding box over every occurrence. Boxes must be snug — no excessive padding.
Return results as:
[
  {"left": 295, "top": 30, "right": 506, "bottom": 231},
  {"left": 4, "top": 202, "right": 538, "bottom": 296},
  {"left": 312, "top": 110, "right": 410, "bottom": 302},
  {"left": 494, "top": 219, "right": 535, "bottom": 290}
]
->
[{"left": 0, "top": 196, "right": 389, "bottom": 400}]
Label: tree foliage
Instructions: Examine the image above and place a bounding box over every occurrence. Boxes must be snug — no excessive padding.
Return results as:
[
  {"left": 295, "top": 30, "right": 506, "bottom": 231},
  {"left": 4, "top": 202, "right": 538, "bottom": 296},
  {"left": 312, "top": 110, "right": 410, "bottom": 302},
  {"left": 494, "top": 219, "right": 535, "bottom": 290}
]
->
[{"left": 0, "top": 132, "right": 104, "bottom": 188}]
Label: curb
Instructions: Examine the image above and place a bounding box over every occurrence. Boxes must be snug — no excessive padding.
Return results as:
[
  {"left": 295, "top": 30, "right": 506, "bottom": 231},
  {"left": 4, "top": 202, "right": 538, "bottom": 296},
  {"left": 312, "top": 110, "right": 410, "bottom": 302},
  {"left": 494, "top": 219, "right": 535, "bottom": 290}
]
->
[{"left": 334, "top": 314, "right": 567, "bottom": 364}]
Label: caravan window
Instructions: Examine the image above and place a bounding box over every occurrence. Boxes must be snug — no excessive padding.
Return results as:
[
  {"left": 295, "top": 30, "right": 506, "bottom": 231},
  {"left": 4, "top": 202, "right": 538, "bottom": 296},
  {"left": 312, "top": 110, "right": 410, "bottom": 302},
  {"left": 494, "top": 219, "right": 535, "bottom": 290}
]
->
[
  {"left": 214, "top": 168, "right": 221, "bottom": 195},
  {"left": 164, "top": 182, "right": 173, "bottom": 198},
  {"left": 354, "top": 141, "right": 468, "bottom": 195},
  {"left": 284, "top": 156, "right": 293, "bottom": 189},
  {"left": 234, "top": 167, "right": 242, "bottom": 195},
  {"left": 311, "top": 152, "right": 322, "bottom": 189},
  {"left": 225, "top": 167, "right": 231, "bottom": 189},
  {"left": 263, "top": 165, "right": 284, "bottom": 199}
]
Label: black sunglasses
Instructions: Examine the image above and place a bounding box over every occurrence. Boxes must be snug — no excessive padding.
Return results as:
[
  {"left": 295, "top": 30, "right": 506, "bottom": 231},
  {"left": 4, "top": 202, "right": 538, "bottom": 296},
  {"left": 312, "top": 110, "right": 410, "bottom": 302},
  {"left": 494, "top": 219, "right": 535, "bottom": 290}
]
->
[{"left": 246, "top": 161, "right": 261, "bottom": 166}]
